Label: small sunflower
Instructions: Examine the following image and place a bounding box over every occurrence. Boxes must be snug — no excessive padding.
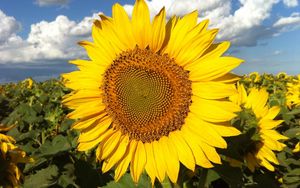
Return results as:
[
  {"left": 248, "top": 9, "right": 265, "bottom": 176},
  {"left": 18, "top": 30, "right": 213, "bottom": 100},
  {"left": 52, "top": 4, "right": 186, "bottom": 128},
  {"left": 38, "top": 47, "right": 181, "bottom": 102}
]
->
[
  {"left": 276, "top": 72, "right": 289, "bottom": 80},
  {"left": 286, "top": 75, "right": 300, "bottom": 108},
  {"left": 248, "top": 72, "right": 260, "bottom": 83},
  {"left": 22, "top": 78, "right": 34, "bottom": 89},
  {"left": 230, "top": 84, "right": 288, "bottom": 171},
  {"left": 63, "top": 0, "right": 243, "bottom": 184},
  {"left": 0, "top": 125, "right": 33, "bottom": 187}
]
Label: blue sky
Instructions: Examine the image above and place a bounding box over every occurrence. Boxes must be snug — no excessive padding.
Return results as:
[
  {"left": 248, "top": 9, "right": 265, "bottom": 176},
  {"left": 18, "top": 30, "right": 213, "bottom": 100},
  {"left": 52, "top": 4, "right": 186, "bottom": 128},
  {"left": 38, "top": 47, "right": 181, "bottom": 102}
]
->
[{"left": 0, "top": 0, "right": 299, "bottom": 83}]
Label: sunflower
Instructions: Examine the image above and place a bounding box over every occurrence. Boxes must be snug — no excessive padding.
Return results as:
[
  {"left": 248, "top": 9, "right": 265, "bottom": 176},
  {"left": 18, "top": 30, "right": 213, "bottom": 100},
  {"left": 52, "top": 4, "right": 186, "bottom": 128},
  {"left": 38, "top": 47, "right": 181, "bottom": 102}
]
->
[
  {"left": 248, "top": 72, "right": 260, "bottom": 83},
  {"left": 22, "top": 78, "right": 34, "bottom": 89},
  {"left": 286, "top": 75, "right": 300, "bottom": 108},
  {"left": 230, "top": 84, "right": 288, "bottom": 171},
  {"left": 276, "top": 72, "right": 289, "bottom": 80},
  {"left": 63, "top": 0, "right": 243, "bottom": 184},
  {"left": 0, "top": 125, "right": 33, "bottom": 187}
]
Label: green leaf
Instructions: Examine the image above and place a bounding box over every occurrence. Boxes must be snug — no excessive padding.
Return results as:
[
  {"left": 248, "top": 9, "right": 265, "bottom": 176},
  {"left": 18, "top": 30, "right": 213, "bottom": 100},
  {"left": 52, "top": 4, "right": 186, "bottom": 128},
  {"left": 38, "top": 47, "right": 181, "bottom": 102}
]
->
[
  {"left": 213, "top": 161, "right": 243, "bottom": 188},
  {"left": 252, "top": 171, "right": 279, "bottom": 188},
  {"left": 24, "top": 157, "right": 48, "bottom": 173},
  {"left": 206, "top": 169, "right": 220, "bottom": 186},
  {"left": 74, "top": 159, "right": 112, "bottom": 188},
  {"left": 38, "top": 135, "right": 71, "bottom": 157},
  {"left": 23, "top": 165, "right": 59, "bottom": 188},
  {"left": 60, "top": 118, "right": 74, "bottom": 132},
  {"left": 286, "top": 108, "right": 300, "bottom": 115},
  {"left": 284, "top": 128, "right": 300, "bottom": 138},
  {"left": 103, "top": 173, "right": 151, "bottom": 188},
  {"left": 57, "top": 163, "right": 79, "bottom": 188}
]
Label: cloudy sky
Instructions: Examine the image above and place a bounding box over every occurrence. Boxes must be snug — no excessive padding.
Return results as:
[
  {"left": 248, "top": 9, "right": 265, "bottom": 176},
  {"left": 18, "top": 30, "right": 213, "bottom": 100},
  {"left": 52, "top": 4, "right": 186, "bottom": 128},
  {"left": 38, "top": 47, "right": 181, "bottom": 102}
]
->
[{"left": 0, "top": 0, "right": 299, "bottom": 83}]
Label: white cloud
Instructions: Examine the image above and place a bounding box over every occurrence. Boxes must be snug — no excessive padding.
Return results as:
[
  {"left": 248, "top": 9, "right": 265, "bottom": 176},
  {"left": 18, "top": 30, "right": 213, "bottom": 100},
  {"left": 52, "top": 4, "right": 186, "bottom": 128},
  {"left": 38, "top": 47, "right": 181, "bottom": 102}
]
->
[
  {"left": 0, "top": 11, "right": 100, "bottom": 64},
  {"left": 273, "top": 50, "right": 283, "bottom": 55},
  {"left": 0, "top": 10, "right": 21, "bottom": 45},
  {"left": 123, "top": 0, "right": 281, "bottom": 46},
  {"left": 273, "top": 12, "right": 300, "bottom": 33},
  {"left": 283, "top": 0, "right": 298, "bottom": 7},
  {"left": 35, "top": 0, "right": 69, "bottom": 7},
  {"left": 123, "top": 0, "right": 231, "bottom": 20},
  {"left": 214, "top": 0, "right": 280, "bottom": 46}
]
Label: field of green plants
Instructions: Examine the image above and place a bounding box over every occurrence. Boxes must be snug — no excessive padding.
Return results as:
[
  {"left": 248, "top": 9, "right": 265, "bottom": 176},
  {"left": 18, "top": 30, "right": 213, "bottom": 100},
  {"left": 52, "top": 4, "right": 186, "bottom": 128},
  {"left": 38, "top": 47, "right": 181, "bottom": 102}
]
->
[{"left": 0, "top": 73, "right": 299, "bottom": 188}]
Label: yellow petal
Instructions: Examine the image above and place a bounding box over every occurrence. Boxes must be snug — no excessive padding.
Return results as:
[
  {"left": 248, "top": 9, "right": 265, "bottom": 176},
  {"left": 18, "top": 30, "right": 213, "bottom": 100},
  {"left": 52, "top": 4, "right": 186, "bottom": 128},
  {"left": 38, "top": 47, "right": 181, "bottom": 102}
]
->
[
  {"left": 210, "top": 123, "right": 241, "bottom": 137},
  {"left": 256, "top": 154, "right": 275, "bottom": 171},
  {"left": 78, "top": 117, "right": 112, "bottom": 143},
  {"left": 184, "top": 114, "right": 227, "bottom": 148},
  {"left": 77, "top": 128, "right": 114, "bottom": 151},
  {"left": 1, "top": 142, "right": 8, "bottom": 154},
  {"left": 150, "top": 7, "right": 166, "bottom": 52},
  {"left": 200, "top": 41, "right": 231, "bottom": 61},
  {"left": 293, "top": 142, "right": 300, "bottom": 153},
  {"left": 190, "top": 96, "right": 240, "bottom": 123},
  {"left": 258, "top": 119, "right": 284, "bottom": 130},
  {"left": 63, "top": 80, "right": 99, "bottom": 91},
  {"left": 78, "top": 118, "right": 112, "bottom": 142},
  {"left": 257, "top": 146, "right": 279, "bottom": 165},
  {"left": 102, "top": 135, "right": 129, "bottom": 173},
  {"left": 100, "top": 131, "right": 122, "bottom": 160},
  {"left": 199, "top": 141, "right": 221, "bottom": 164},
  {"left": 92, "top": 20, "right": 119, "bottom": 60},
  {"left": 261, "top": 130, "right": 289, "bottom": 141},
  {"left": 261, "top": 134, "right": 286, "bottom": 151},
  {"left": 144, "top": 142, "right": 158, "bottom": 185},
  {"left": 114, "top": 140, "right": 137, "bottom": 181},
  {"left": 169, "top": 131, "right": 195, "bottom": 171},
  {"left": 264, "top": 106, "right": 281, "bottom": 120},
  {"left": 67, "top": 102, "right": 106, "bottom": 120},
  {"left": 71, "top": 113, "right": 106, "bottom": 130},
  {"left": 175, "top": 29, "right": 218, "bottom": 66},
  {"left": 212, "top": 73, "right": 241, "bottom": 83},
  {"left": 78, "top": 41, "right": 113, "bottom": 65},
  {"left": 152, "top": 140, "right": 166, "bottom": 182},
  {"left": 97, "top": 15, "right": 127, "bottom": 52},
  {"left": 163, "top": 11, "right": 198, "bottom": 58},
  {"left": 246, "top": 88, "right": 269, "bottom": 118},
  {"left": 186, "top": 57, "right": 243, "bottom": 82},
  {"left": 63, "top": 91, "right": 102, "bottom": 109},
  {"left": 112, "top": 3, "right": 136, "bottom": 49},
  {"left": 178, "top": 19, "right": 209, "bottom": 49},
  {"left": 192, "top": 81, "right": 237, "bottom": 99},
  {"left": 181, "top": 128, "right": 214, "bottom": 168},
  {"left": 132, "top": 0, "right": 151, "bottom": 48},
  {"left": 160, "top": 136, "right": 180, "bottom": 183},
  {"left": 130, "top": 141, "right": 147, "bottom": 183}
]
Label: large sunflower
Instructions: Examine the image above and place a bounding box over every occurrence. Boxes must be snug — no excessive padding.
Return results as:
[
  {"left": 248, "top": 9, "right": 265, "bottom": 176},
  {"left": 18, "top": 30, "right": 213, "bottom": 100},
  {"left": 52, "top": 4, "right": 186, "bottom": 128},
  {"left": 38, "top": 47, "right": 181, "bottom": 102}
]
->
[
  {"left": 63, "top": 0, "right": 243, "bottom": 184},
  {"left": 230, "top": 84, "right": 288, "bottom": 171}
]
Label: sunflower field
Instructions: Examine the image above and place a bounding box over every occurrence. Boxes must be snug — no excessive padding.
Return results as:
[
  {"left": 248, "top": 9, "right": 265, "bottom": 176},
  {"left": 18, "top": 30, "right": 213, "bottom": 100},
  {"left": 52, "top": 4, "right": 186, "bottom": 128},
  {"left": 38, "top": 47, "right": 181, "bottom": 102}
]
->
[
  {"left": 0, "top": 73, "right": 299, "bottom": 188},
  {"left": 1, "top": 0, "right": 300, "bottom": 187}
]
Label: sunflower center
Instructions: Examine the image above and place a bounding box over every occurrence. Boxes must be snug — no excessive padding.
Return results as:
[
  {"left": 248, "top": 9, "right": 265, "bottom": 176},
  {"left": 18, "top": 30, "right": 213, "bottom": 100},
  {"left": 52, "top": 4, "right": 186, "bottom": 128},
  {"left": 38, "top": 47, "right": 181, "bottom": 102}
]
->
[{"left": 102, "top": 47, "right": 192, "bottom": 143}]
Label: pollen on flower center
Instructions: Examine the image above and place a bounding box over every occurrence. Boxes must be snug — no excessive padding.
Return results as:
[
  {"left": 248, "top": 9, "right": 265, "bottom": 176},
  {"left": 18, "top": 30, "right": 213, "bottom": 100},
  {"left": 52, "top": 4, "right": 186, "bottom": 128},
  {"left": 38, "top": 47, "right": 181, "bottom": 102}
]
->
[{"left": 102, "top": 47, "right": 192, "bottom": 142}]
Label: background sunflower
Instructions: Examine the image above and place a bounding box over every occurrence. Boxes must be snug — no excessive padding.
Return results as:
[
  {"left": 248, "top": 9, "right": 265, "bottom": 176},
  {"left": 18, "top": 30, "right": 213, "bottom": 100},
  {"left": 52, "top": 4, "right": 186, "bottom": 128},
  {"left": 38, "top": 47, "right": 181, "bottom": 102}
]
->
[{"left": 229, "top": 84, "right": 288, "bottom": 171}]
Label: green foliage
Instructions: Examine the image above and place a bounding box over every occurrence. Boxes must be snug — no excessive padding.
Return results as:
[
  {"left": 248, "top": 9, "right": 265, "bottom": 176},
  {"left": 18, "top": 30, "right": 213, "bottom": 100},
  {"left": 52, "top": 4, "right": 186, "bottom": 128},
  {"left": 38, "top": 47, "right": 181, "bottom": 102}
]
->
[
  {"left": 0, "top": 74, "right": 299, "bottom": 188},
  {"left": 0, "top": 79, "right": 112, "bottom": 188}
]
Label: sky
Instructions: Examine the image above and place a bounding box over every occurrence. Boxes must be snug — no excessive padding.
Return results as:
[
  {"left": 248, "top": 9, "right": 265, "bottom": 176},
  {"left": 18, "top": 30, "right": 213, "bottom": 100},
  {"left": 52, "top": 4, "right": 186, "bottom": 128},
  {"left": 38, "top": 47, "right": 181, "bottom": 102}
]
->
[{"left": 0, "top": 0, "right": 300, "bottom": 83}]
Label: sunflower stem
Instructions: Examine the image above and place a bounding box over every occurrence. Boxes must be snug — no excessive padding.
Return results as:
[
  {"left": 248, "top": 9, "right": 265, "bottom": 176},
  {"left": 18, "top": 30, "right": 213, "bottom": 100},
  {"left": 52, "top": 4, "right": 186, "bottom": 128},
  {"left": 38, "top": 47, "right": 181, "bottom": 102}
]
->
[{"left": 198, "top": 168, "right": 208, "bottom": 188}]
